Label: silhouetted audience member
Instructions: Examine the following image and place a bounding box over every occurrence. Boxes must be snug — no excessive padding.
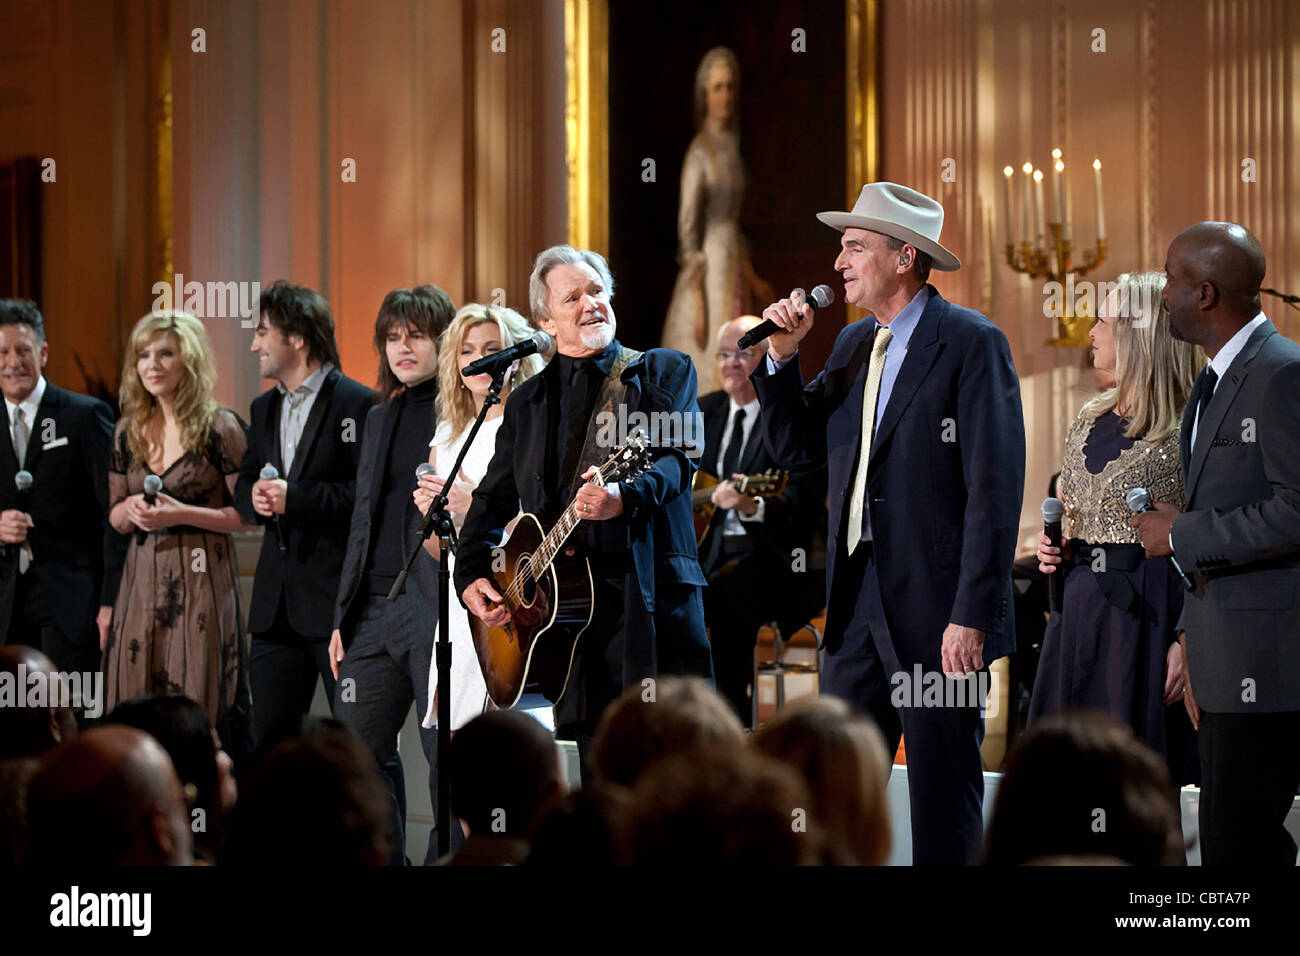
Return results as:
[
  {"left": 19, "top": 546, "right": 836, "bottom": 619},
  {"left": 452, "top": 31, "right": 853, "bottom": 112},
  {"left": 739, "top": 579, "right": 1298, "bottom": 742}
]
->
[
  {"left": 443, "top": 711, "right": 564, "bottom": 866},
  {"left": 1, "top": 645, "right": 79, "bottom": 863},
  {"left": 983, "top": 710, "right": 1184, "bottom": 866},
  {"left": 753, "top": 698, "right": 892, "bottom": 865},
  {"left": 222, "top": 718, "right": 391, "bottom": 866},
  {"left": 105, "top": 695, "right": 237, "bottom": 863},
  {"left": 26, "top": 725, "right": 193, "bottom": 865},
  {"left": 526, "top": 783, "right": 631, "bottom": 868},
  {"left": 591, "top": 675, "right": 744, "bottom": 788},
  {"left": 0, "top": 645, "right": 77, "bottom": 758},
  {"left": 626, "top": 745, "right": 823, "bottom": 865}
]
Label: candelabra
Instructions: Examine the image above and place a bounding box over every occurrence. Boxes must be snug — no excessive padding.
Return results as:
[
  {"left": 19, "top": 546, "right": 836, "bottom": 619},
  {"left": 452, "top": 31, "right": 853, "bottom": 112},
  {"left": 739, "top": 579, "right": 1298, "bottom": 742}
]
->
[{"left": 1002, "top": 151, "right": 1107, "bottom": 347}]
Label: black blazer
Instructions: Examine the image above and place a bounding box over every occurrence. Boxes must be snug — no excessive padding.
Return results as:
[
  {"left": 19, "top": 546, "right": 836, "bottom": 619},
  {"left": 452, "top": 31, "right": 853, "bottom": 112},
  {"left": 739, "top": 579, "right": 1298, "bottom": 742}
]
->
[
  {"left": 455, "top": 343, "right": 712, "bottom": 683},
  {"left": 753, "top": 287, "right": 1026, "bottom": 666},
  {"left": 235, "top": 367, "right": 376, "bottom": 638},
  {"left": 332, "top": 391, "right": 439, "bottom": 645},
  {"left": 0, "top": 383, "right": 124, "bottom": 648},
  {"left": 696, "top": 388, "right": 820, "bottom": 576}
]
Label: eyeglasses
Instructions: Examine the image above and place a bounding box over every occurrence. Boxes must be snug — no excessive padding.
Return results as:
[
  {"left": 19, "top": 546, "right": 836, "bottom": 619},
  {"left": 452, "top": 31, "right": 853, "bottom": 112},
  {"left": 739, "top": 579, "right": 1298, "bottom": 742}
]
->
[{"left": 716, "top": 348, "right": 757, "bottom": 364}]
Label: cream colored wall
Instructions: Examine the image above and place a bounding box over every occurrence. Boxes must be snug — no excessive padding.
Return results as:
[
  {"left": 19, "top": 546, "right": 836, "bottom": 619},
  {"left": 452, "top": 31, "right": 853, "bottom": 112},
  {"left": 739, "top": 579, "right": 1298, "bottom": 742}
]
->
[{"left": 878, "top": 0, "right": 1299, "bottom": 552}]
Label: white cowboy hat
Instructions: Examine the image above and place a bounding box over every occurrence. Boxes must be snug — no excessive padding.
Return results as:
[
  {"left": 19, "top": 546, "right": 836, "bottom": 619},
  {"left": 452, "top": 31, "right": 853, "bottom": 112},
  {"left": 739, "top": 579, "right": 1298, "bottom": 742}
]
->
[{"left": 817, "top": 182, "right": 961, "bottom": 272}]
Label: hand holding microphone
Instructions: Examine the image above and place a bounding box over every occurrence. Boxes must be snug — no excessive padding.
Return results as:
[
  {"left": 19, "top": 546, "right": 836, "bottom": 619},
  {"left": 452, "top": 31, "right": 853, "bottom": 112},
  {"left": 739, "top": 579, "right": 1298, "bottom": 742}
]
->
[
  {"left": 746, "top": 284, "right": 835, "bottom": 361},
  {"left": 134, "top": 474, "right": 163, "bottom": 544},
  {"left": 1, "top": 470, "right": 34, "bottom": 555},
  {"left": 257, "top": 464, "right": 287, "bottom": 552},
  {"left": 1039, "top": 497, "right": 1066, "bottom": 613},
  {"left": 1126, "top": 488, "right": 1194, "bottom": 591}
]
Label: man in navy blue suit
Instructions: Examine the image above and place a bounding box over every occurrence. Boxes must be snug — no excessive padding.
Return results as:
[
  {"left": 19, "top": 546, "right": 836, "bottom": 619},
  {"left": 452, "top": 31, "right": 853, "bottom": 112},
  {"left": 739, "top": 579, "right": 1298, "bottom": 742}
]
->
[{"left": 753, "top": 183, "right": 1026, "bottom": 864}]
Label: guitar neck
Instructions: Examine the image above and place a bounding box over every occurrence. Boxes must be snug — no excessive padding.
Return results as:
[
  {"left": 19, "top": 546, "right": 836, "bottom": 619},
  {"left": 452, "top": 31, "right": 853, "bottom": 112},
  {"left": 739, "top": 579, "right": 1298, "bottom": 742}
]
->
[{"left": 531, "top": 501, "right": 584, "bottom": 580}]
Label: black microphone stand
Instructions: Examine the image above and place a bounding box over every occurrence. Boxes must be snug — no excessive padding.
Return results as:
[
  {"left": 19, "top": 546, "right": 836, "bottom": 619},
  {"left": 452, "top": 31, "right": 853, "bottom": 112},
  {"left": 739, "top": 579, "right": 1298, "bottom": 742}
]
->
[{"left": 388, "top": 362, "right": 509, "bottom": 858}]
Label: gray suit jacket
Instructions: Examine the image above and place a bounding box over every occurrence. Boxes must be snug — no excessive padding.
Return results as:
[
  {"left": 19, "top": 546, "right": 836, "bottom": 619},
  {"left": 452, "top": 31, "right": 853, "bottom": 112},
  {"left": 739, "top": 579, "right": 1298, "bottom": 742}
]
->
[{"left": 1173, "top": 318, "right": 1300, "bottom": 712}]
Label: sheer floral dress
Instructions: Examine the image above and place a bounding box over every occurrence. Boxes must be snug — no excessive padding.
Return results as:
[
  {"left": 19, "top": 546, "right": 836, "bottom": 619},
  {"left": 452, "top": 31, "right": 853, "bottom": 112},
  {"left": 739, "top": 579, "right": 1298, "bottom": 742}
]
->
[{"left": 103, "top": 409, "right": 252, "bottom": 757}]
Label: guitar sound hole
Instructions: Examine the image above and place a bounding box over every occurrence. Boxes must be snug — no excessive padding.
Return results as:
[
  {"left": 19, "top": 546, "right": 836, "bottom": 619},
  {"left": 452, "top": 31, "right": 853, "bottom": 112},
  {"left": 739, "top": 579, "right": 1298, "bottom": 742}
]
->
[{"left": 518, "top": 554, "right": 537, "bottom": 607}]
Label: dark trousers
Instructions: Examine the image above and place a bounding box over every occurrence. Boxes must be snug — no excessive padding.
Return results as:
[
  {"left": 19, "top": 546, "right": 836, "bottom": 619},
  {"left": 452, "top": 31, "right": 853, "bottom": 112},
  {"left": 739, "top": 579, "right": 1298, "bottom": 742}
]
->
[
  {"left": 704, "top": 542, "right": 793, "bottom": 728},
  {"left": 820, "top": 543, "right": 986, "bottom": 866},
  {"left": 250, "top": 595, "right": 407, "bottom": 828},
  {"left": 1198, "top": 710, "right": 1300, "bottom": 865},
  {"left": 555, "top": 576, "right": 626, "bottom": 779},
  {"left": 335, "top": 588, "right": 456, "bottom": 865},
  {"left": 5, "top": 569, "right": 96, "bottom": 677},
  {"left": 249, "top": 598, "right": 336, "bottom": 751}
]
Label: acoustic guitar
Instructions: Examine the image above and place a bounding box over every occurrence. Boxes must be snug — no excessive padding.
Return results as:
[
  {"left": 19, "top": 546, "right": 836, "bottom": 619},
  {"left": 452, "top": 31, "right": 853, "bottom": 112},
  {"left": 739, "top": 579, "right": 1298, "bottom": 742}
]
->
[
  {"left": 691, "top": 468, "right": 789, "bottom": 545},
  {"left": 468, "top": 431, "right": 652, "bottom": 708}
]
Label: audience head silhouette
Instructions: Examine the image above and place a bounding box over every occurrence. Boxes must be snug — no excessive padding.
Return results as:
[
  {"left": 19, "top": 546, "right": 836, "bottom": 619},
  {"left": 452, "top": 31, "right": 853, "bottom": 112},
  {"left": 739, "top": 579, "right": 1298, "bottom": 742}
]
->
[
  {"left": 0, "top": 645, "right": 76, "bottom": 759},
  {"left": 754, "top": 697, "right": 893, "bottom": 865},
  {"left": 450, "top": 710, "right": 563, "bottom": 840},
  {"left": 26, "top": 725, "right": 193, "bottom": 866},
  {"left": 221, "top": 718, "right": 391, "bottom": 866},
  {"left": 591, "top": 675, "right": 744, "bottom": 787},
  {"left": 983, "top": 710, "right": 1183, "bottom": 866}
]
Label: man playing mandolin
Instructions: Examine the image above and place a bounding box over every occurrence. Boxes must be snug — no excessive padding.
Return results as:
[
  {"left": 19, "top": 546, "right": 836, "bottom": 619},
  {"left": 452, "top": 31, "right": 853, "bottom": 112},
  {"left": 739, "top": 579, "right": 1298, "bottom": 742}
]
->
[{"left": 456, "top": 245, "right": 713, "bottom": 772}]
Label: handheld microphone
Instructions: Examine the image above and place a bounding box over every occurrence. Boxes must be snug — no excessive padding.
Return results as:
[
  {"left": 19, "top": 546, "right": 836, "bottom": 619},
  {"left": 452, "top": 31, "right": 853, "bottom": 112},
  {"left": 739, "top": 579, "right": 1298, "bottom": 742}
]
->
[
  {"left": 259, "top": 465, "right": 287, "bottom": 552},
  {"left": 415, "top": 462, "right": 436, "bottom": 479},
  {"left": 1125, "top": 488, "right": 1195, "bottom": 592},
  {"left": 461, "top": 330, "right": 555, "bottom": 378},
  {"left": 136, "top": 473, "right": 163, "bottom": 545},
  {"left": 7, "top": 471, "right": 33, "bottom": 561},
  {"left": 737, "top": 284, "right": 836, "bottom": 350},
  {"left": 1041, "top": 497, "right": 1064, "bottom": 613}
]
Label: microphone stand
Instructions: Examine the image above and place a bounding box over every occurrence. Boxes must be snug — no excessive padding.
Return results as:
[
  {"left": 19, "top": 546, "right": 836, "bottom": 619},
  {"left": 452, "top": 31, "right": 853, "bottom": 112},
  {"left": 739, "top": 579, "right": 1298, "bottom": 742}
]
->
[{"left": 388, "top": 362, "right": 508, "bottom": 858}]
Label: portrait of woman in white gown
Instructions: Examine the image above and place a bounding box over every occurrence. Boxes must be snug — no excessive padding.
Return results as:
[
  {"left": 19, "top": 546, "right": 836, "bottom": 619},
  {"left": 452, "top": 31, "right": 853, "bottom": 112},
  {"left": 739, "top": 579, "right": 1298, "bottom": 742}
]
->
[
  {"left": 412, "top": 304, "right": 544, "bottom": 732},
  {"left": 660, "top": 45, "right": 772, "bottom": 392}
]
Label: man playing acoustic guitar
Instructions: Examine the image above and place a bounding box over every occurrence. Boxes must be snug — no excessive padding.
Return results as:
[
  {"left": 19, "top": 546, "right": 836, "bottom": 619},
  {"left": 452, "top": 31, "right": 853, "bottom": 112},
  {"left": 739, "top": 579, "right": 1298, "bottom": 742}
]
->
[{"left": 457, "top": 245, "right": 713, "bottom": 774}]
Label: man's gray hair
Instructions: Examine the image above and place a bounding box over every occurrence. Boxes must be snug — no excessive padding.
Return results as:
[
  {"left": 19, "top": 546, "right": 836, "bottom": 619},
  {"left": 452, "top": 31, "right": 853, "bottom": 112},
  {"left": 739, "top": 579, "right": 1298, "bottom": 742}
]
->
[{"left": 529, "top": 245, "right": 616, "bottom": 324}]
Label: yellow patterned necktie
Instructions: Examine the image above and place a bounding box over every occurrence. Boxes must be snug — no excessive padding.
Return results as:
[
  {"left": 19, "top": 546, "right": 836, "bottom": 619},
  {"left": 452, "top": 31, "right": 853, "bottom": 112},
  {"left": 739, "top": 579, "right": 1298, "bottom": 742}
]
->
[{"left": 846, "top": 327, "right": 892, "bottom": 555}]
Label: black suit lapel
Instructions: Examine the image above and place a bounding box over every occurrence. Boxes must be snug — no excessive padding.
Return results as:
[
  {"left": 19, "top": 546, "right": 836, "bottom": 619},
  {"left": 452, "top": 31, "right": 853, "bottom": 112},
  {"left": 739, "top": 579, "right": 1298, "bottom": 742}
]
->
[
  {"left": 21, "top": 384, "right": 66, "bottom": 478},
  {"left": 368, "top": 392, "right": 404, "bottom": 521},
  {"left": 287, "top": 369, "right": 339, "bottom": 481}
]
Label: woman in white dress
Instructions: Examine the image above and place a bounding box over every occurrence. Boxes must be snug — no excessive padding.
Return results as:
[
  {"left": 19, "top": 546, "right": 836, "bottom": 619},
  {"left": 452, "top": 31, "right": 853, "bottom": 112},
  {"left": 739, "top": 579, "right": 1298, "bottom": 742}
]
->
[
  {"left": 660, "top": 46, "right": 772, "bottom": 393},
  {"left": 413, "top": 303, "right": 544, "bottom": 732}
]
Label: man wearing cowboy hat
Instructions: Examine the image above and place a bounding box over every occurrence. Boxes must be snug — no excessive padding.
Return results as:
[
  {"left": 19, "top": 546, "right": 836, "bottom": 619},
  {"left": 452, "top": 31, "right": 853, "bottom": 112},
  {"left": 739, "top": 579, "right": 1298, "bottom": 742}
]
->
[{"left": 752, "top": 182, "right": 1025, "bottom": 864}]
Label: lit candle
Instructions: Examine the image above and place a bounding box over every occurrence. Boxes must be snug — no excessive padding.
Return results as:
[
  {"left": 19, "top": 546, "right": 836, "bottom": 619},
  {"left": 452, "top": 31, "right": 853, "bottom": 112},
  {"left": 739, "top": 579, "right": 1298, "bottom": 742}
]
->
[
  {"left": 1092, "top": 158, "right": 1105, "bottom": 239},
  {"left": 1002, "top": 165, "right": 1014, "bottom": 242},
  {"left": 1059, "top": 160, "right": 1070, "bottom": 243},
  {"left": 1053, "top": 153, "right": 1066, "bottom": 229},
  {"left": 1021, "top": 161, "right": 1033, "bottom": 244},
  {"left": 1033, "top": 169, "right": 1046, "bottom": 246}
]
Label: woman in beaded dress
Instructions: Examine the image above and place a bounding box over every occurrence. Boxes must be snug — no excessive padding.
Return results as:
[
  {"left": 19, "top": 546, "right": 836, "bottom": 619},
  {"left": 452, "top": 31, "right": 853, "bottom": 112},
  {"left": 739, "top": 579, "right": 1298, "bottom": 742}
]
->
[
  {"left": 103, "top": 311, "right": 252, "bottom": 761},
  {"left": 659, "top": 46, "right": 773, "bottom": 393},
  {"left": 1031, "top": 272, "right": 1204, "bottom": 784}
]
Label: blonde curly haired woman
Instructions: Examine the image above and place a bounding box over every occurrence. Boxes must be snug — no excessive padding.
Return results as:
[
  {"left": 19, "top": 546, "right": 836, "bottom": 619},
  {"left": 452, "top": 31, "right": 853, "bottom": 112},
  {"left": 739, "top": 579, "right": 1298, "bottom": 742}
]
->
[
  {"left": 103, "top": 311, "right": 251, "bottom": 758},
  {"left": 412, "top": 303, "right": 543, "bottom": 731}
]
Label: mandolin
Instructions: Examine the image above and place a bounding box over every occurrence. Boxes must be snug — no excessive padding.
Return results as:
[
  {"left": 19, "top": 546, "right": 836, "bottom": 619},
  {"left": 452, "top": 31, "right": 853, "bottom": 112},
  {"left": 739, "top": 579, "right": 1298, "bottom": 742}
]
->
[
  {"left": 691, "top": 468, "right": 788, "bottom": 545},
  {"left": 468, "top": 430, "right": 652, "bottom": 708}
]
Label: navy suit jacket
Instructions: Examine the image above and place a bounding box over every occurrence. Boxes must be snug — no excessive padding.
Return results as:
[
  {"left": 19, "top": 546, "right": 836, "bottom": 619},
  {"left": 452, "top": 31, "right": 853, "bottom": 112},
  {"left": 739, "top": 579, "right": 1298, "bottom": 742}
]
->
[
  {"left": 752, "top": 286, "right": 1025, "bottom": 668},
  {"left": 455, "top": 343, "right": 711, "bottom": 684}
]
